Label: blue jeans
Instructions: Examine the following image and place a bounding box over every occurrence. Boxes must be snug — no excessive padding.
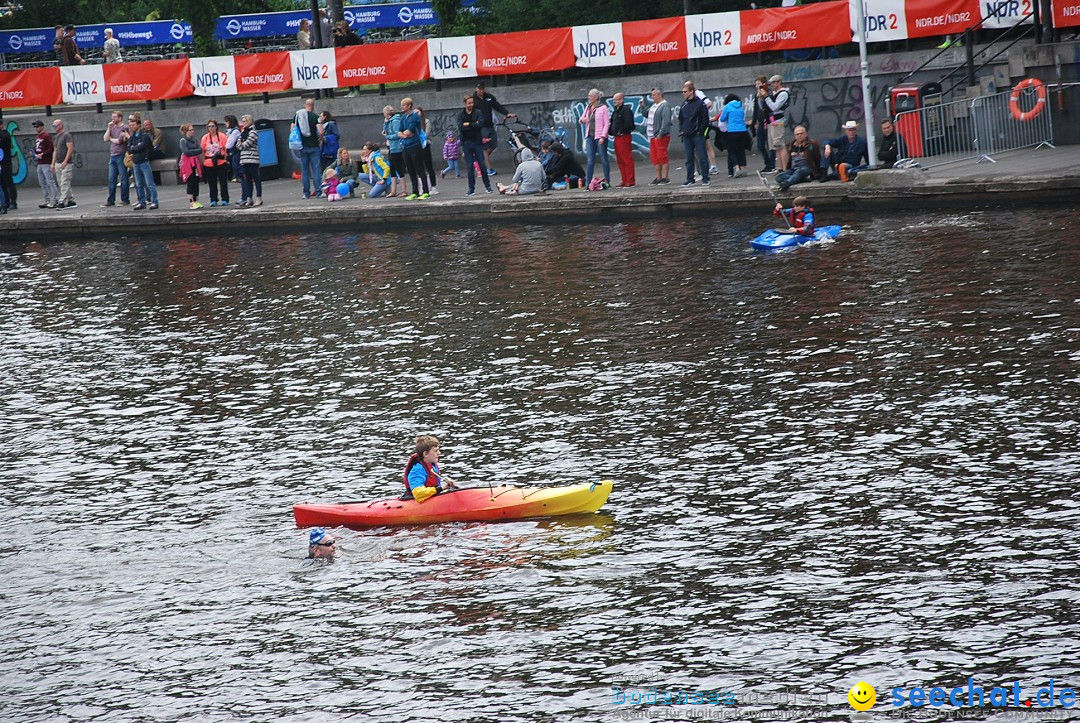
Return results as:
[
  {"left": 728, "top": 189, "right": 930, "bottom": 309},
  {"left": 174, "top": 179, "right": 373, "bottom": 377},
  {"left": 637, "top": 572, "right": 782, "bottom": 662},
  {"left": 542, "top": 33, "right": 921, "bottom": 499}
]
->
[
  {"left": 776, "top": 165, "right": 812, "bottom": 189},
  {"left": 682, "top": 134, "right": 709, "bottom": 183},
  {"left": 37, "top": 164, "right": 59, "bottom": 205},
  {"left": 300, "top": 147, "right": 320, "bottom": 197},
  {"left": 585, "top": 136, "right": 610, "bottom": 183},
  {"left": 756, "top": 127, "right": 775, "bottom": 171},
  {"left": 821, "top": 156, "right": 868, "bottom": 180},
  {"left": 462, "top": 140, "right": 490, "bottom": 193},
  {"left": 107, "top": 154, "right": 130, "bottom": 204},
  {"left": 132, "top": 160, "right": 158, "bottom": 206},
  {"left": 845, "top": 164, "right": 868, "bottom": 179}
]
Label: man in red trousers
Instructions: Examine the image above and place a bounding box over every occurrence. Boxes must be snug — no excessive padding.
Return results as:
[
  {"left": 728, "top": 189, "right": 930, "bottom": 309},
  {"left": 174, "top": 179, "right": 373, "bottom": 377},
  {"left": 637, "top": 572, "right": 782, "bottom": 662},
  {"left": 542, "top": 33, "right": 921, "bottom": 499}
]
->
[{"left": 611, "top": 92, "right": 636, "bottom": 188}]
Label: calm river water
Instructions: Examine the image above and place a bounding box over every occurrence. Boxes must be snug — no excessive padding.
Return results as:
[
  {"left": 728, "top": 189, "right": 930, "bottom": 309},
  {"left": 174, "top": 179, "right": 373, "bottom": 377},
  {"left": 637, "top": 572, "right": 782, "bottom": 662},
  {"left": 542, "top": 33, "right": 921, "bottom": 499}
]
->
[{"left": 1, "top": 207, "right": 1078, "bottom": 722}]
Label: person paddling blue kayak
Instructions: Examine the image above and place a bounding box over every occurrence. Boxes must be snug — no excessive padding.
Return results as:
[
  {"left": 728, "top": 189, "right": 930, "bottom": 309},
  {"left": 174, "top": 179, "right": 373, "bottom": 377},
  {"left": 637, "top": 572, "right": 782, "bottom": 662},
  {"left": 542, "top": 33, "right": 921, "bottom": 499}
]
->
[{"left": 774, "top": 195, "right": 815, "bottom": 237}]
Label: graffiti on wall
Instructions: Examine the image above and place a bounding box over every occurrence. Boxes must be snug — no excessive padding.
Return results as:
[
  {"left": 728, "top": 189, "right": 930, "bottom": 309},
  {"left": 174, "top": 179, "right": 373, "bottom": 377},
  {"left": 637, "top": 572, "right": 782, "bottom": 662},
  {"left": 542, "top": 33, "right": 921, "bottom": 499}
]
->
[{"left": 8, "top": 121, "right": 28, "bottom": 185}]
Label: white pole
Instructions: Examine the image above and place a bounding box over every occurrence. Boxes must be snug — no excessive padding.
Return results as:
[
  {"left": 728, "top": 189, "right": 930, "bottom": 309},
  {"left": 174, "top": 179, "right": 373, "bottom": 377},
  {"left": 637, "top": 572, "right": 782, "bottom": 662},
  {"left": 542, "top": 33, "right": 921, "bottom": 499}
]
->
[{"left": 856, "top": 0, "right": 878, "bottom": 165}]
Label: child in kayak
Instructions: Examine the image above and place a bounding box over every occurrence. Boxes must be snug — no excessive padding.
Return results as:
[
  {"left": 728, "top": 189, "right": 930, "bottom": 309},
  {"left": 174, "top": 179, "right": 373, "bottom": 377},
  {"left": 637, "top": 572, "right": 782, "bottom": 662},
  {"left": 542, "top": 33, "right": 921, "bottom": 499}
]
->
[
  {"left": 403, "top": 435, "right": 457, "bottom": 502},
  {"left": 774, "top": 196, "right": 815, "bottom": 237}
]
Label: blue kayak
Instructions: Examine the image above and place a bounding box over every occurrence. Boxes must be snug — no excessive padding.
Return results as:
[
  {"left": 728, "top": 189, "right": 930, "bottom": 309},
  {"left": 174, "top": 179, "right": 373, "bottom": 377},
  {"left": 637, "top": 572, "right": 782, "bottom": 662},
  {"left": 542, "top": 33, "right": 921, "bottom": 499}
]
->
[{"left": 750, "top": 225, "right": 842, "bottom": 250}]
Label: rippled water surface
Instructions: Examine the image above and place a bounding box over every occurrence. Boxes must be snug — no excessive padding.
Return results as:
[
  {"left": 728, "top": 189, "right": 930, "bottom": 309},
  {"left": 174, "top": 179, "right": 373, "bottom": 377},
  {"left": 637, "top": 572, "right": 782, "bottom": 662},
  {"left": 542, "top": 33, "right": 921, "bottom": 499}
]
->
[{"left": 2, "top": 208, "right": 1078, "bottom": 722}]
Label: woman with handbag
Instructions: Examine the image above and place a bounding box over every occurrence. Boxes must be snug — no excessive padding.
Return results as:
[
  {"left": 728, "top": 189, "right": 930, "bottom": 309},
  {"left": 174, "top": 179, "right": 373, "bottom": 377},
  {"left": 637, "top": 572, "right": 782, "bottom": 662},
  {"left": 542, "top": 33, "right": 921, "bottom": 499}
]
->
[
  {"left": 200, "top": 119, "right": 230, "bottom": 206},
  {"left": 578, "top": 88, "right": 611, "bottom": 186},
  {"left": 178, "top": 124, "right": 204, "bottom": 209},
  {"left": 224, "top": 115, "right": 242, "bottom": 183}
]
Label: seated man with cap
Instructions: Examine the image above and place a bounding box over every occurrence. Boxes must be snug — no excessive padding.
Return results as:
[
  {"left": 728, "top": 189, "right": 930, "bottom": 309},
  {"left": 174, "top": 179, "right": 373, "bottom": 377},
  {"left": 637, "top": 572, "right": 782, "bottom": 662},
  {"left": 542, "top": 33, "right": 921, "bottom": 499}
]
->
[
  {"left": 308, "top": 528, "right": 337, "bottom": 559},
  {"left": 821, "top": 120, "right": 869, "bottom": 182}
]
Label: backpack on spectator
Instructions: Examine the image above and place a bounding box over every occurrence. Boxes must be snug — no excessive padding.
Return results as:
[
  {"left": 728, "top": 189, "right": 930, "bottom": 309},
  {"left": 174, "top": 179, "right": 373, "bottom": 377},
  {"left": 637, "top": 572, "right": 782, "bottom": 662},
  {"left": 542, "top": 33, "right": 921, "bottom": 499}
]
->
[{"left": 322, "top": 131, "right": 339, "bottom": 159}]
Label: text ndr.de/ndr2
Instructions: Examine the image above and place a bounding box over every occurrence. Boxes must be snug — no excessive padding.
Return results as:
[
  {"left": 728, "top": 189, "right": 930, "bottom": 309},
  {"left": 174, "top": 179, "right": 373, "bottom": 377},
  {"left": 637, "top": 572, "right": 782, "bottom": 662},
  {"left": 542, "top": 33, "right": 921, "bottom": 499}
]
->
[
  {"left": 629, "top": 41, "right": 679, "bottom": 54},
  {"left": 342, "top": 66, "right": 387, "bottom": 78},
  {"left": 746, "top": 30, "right": 797, "bottom": 43},
  {"left": 914, "top": 11, "right": 971, "bottom": 27}
]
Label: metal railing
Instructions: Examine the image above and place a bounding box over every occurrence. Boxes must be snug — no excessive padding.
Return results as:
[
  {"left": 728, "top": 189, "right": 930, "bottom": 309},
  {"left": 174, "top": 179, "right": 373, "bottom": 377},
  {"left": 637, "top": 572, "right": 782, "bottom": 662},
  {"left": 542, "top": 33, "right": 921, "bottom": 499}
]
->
[
  {"left": 971, "top": 87, "right": 1054, "bottom": 162},
  {"left": 893, "top": 85, "right": 1053, "bottom": 168}
]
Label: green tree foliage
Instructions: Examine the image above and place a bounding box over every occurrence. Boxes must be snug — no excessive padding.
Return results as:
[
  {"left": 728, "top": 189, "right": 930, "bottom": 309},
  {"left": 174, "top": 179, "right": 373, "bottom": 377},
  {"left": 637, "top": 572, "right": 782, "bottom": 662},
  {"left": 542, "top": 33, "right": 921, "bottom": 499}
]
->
[
  {"left": 0, "top": 0, "right": 161, "bottom": 30},
  {"left": 431, "top": 0, "right": 460, "bottom": 36}
]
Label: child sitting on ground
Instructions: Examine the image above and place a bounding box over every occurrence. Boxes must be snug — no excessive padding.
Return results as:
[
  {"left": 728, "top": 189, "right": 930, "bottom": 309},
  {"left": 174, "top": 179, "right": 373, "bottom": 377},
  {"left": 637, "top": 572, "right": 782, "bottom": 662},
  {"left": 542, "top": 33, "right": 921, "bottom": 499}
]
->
[
  {"left": 773, "top": 196, "right": 815, "bottom": 236},
  {"left": 537, "top": 140, "right": 556, "bottom": 174},
  {"left": 321, "top": 167, "right": 340, "bottom": 200},
  {"left": 440, "top": 131, "right": 462, "bottom": 178}
]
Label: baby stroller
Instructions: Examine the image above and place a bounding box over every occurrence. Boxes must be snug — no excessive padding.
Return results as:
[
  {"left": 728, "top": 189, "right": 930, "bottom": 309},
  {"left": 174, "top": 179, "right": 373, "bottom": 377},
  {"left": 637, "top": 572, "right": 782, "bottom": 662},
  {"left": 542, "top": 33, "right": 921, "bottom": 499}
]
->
[{"left": 502, "top": 119, "right": 567, "bottom": 161}]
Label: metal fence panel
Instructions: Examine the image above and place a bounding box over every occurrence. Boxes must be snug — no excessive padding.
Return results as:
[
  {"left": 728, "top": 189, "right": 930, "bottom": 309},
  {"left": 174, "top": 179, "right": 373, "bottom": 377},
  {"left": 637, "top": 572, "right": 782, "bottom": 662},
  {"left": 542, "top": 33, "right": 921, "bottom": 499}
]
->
[
  {"left": 894, "top": 95, "right": 979, "bottom": 168},
  {"left": 893, "top": 86, "right": 1054, "bottom": 168},
  {"left": 971, "top": 87, "right": 1054, "bottom": 163}
]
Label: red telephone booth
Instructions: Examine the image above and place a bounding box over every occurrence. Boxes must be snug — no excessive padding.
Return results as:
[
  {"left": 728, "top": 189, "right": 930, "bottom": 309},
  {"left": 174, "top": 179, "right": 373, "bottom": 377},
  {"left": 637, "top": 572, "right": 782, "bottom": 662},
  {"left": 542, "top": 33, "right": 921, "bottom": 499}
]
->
[{"left": 889, "top": 82, "right": 942, "bottom": 158}]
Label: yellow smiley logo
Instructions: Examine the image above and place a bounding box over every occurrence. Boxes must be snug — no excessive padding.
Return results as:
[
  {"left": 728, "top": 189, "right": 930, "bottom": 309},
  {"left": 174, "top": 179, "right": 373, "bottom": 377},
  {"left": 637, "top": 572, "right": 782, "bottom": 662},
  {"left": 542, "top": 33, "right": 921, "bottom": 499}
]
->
[{"left": 848, "top": 681, "right": 876, "bottom": 711}]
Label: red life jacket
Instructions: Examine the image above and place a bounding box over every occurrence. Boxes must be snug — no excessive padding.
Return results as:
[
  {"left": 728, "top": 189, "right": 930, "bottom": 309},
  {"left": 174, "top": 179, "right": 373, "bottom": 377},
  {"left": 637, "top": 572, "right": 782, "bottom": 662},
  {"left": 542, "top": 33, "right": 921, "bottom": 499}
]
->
[
  {"left": 791, "top": 206, "right": 814, "bottom": 235},
  {"left": 402, "top": 453, "right": 440, "bottom": 491},
  {"left": 775, "top": 205, "right": 815, "bottom": 236}
]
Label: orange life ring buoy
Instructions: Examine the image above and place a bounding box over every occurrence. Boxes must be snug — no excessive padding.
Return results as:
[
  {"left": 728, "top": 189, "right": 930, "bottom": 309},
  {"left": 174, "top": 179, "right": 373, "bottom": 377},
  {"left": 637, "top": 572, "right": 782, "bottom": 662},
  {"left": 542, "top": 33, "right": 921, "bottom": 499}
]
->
[{"left": 1009, "top": 78, "right": 1046, "bottom": 122}]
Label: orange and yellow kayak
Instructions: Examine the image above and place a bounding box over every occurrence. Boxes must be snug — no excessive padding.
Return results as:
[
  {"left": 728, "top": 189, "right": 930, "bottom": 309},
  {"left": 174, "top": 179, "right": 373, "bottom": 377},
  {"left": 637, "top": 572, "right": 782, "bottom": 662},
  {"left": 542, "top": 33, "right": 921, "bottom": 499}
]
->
[{"left": 293, "top": 480, "right": 613, "bottom": 529}]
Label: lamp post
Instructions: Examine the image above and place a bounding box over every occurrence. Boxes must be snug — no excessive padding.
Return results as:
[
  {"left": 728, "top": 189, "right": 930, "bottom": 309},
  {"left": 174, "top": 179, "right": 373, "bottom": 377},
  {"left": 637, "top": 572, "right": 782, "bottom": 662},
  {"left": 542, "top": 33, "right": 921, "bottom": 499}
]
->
[{"left": 855, "top": 0, "right": 878, "bottom": 164}]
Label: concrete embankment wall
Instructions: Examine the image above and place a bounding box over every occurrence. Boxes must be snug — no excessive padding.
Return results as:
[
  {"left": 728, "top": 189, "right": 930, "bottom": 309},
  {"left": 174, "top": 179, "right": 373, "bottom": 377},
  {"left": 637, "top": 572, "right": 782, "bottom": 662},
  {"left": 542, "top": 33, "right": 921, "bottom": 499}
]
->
[{"left": 4, "top": 38, "right": 1078, "bottom": 188}]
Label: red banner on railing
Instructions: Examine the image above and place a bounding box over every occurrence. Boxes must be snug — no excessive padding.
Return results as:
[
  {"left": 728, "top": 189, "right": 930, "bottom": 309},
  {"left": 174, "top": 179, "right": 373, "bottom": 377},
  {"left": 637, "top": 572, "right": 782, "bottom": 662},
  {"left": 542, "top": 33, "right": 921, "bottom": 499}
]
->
[
  {"left": 234, "top": 51, "right": 293, "bottom": 94},
  {"left": 474, "top": 28, "right": 574, "bottom": 75},
  {"left": 1051, "top": 0, "right": 1080, "bottom": 26},
  {"left": 336, "top": 39, "right": 429, "bottom": 85},
  {"left": 740, "top": 1, "right": 851, "bottom": 52},
  {"left": 904, "top": 0, "right": 981, "bottom": 37},
  {"left": 622, "top": 17, "right": 686, "bottom": 65},
  {"left": 3, "top": 1, "right": 1079, "bottom": 110},
  {"left": 103, "top": 58, "right": 192, "bottom": 101},
  {"left": 0, "top": 67, "right": 62, "bottom": 108}
]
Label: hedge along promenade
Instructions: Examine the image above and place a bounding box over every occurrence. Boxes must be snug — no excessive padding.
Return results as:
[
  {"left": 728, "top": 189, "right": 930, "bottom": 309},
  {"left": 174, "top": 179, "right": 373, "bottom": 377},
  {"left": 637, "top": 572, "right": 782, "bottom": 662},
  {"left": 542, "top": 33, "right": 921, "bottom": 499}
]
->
[{"left": 3, "top": 0, "right": 1077, "bottom": 111}]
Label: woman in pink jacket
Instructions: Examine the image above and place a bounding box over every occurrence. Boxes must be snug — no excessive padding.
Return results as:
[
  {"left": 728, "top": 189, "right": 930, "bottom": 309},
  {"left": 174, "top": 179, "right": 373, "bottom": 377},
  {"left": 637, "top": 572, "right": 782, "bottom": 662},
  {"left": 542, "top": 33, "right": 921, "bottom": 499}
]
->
[{"left": 579, "top": 88, "right": 611, "bottom": 186}]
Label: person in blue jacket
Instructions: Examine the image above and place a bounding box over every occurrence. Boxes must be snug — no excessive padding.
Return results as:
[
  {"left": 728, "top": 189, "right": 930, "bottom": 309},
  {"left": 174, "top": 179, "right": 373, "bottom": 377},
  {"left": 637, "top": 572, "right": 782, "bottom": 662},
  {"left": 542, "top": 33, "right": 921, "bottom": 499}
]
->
[
  {"left": 821, "top": 120, "right": 869, "bottom": 182},
  {"left": 403, "top": 435, "right": 457, "bottom": 501},
  {"left": 718, "top": 93, "right": 748, "bottom": 178},
  {"left": 396, "top": 97, "right": 430, "bottom": 200},
  {"left": 382, "top": 105, "right": 404, "bottom": 198}
]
